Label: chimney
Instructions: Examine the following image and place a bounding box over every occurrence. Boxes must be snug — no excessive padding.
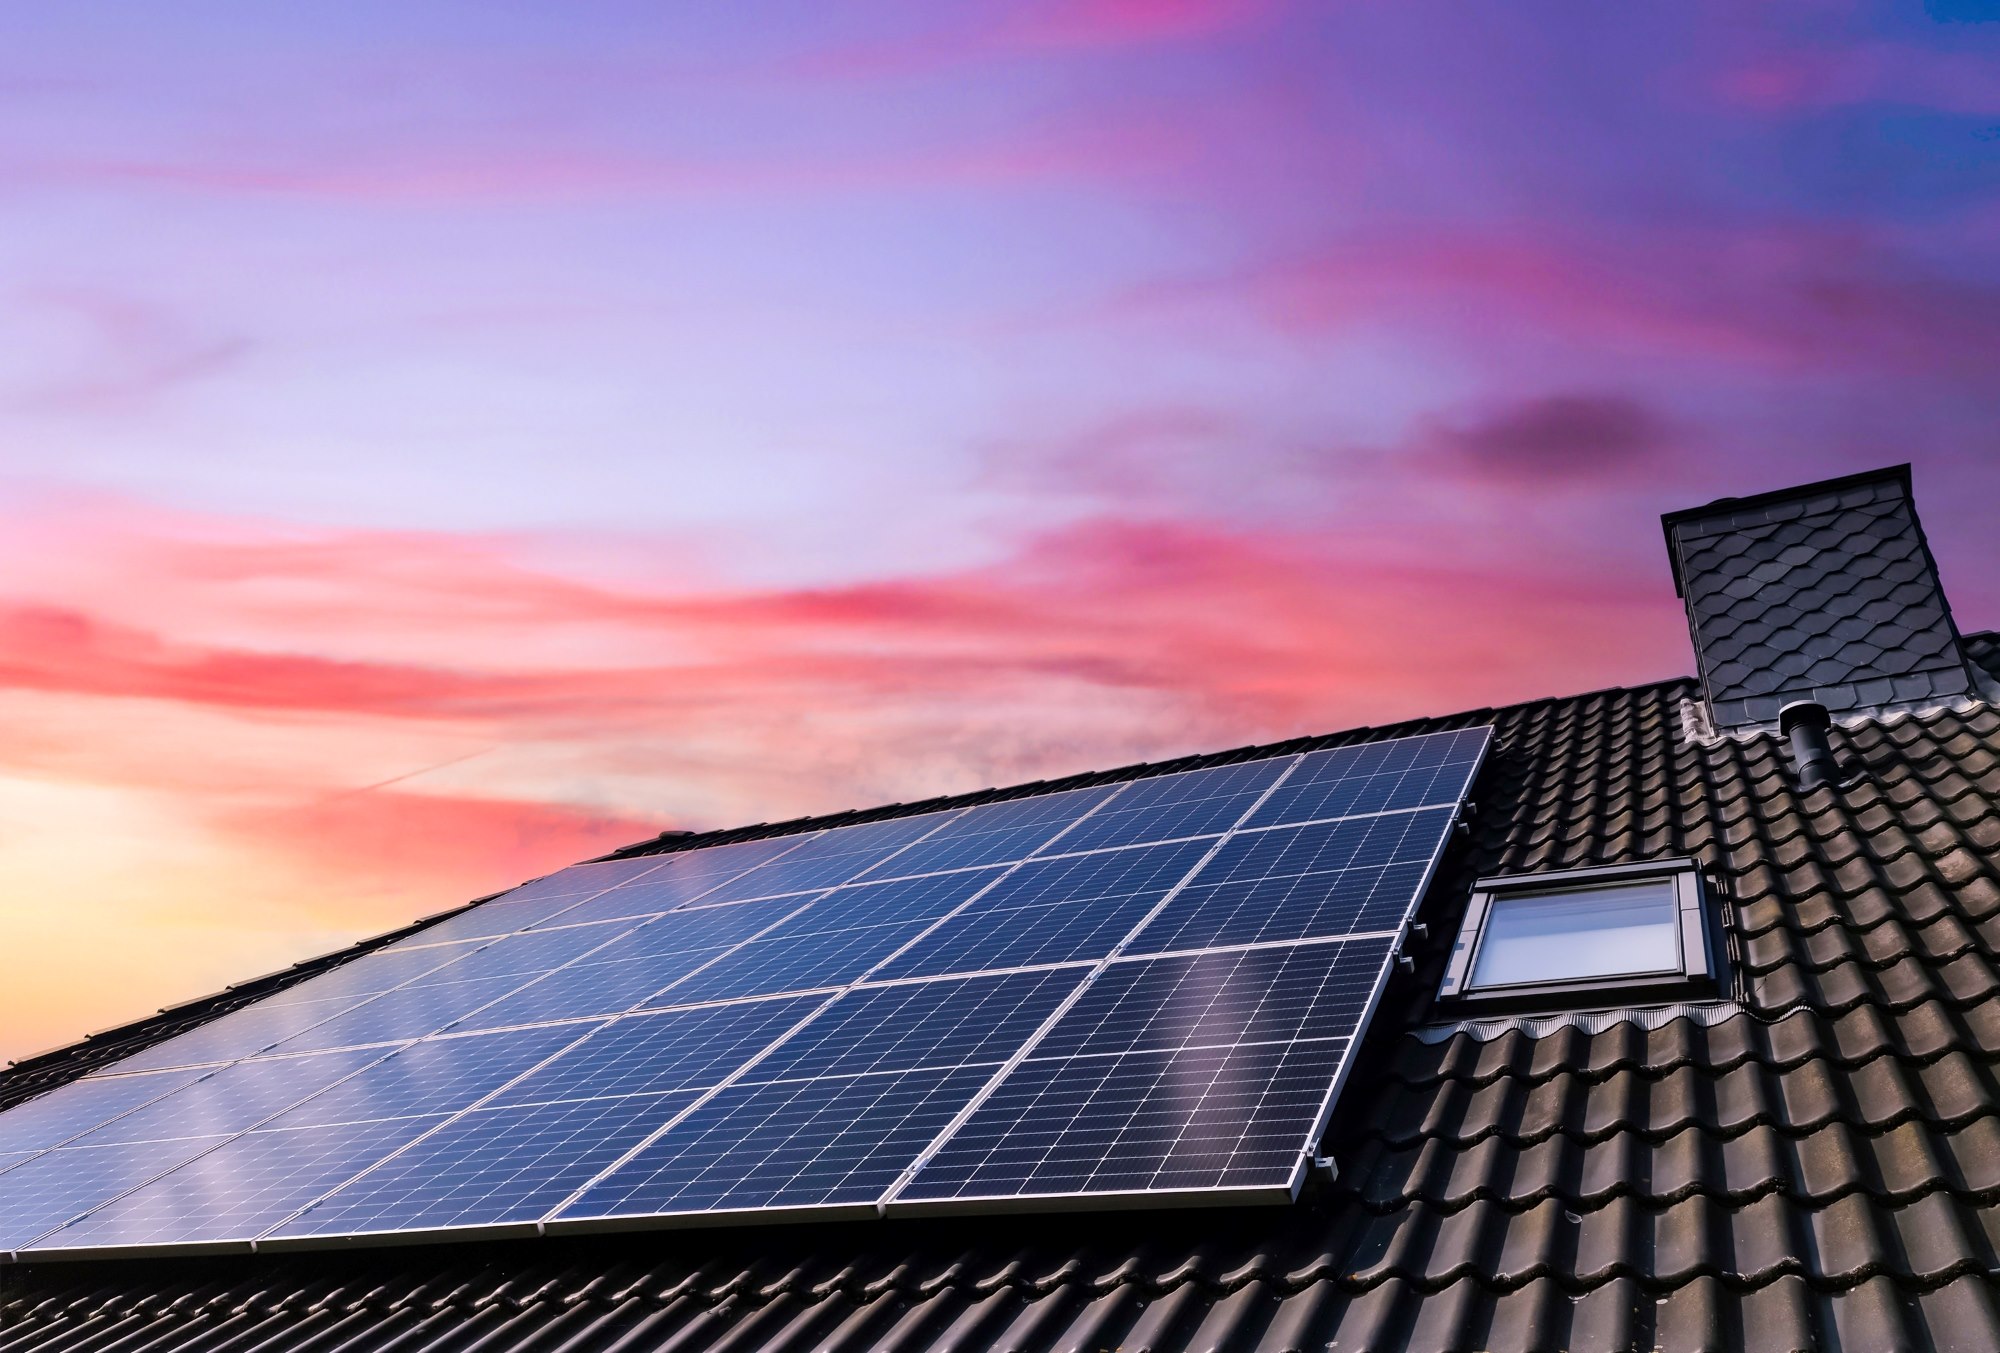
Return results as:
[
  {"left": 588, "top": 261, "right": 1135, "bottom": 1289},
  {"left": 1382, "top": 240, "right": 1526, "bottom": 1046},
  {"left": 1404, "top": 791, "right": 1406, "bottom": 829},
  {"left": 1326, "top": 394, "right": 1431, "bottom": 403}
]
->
[{"left": 1662, "top": 464, "right": 1979, "bottom": 734}]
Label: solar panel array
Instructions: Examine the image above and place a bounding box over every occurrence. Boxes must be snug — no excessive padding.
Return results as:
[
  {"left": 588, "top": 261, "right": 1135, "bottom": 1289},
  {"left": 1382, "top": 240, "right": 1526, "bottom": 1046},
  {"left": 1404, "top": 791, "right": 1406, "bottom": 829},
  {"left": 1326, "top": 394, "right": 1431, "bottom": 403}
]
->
[{"left": 0, "top": 726, "right": 1488, "bottom": 1258}]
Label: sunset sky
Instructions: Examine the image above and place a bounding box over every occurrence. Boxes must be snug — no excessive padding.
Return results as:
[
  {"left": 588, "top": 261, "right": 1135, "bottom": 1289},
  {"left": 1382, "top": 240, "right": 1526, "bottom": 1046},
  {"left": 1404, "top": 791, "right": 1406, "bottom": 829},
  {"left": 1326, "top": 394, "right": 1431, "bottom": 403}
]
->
[{"left": 2, "top": 1, "right": 1998, "bottom": 1060}]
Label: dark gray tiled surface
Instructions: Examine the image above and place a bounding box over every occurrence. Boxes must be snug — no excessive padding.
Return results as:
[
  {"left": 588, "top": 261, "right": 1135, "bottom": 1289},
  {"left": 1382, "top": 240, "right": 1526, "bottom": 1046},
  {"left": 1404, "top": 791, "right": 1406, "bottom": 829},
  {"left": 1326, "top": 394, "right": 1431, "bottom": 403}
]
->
[{"left": 1668, "top": 471, "right": 1973, "bottom": 726}]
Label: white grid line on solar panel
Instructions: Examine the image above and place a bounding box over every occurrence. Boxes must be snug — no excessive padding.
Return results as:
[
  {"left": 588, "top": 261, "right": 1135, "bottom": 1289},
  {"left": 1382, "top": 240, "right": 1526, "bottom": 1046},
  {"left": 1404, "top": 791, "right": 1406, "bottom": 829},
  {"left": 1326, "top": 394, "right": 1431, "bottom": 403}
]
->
[
  {"left": 0, "top": 1068, "right": 213, "bottom": 1159},
  {"left": 63, "top": 1047, "right": 397, "bottom": 1147},
  {"left": 665, "top": 778, "right": 1127, "bottom": 908},
  {"left": 687, "top": 809, "right": 974, "bottom": 906},
  {"left": 236, "top": 1012, "right": 688, "bottom": 1243},
  {"left": 388, "top": 855, "right": 681, "bottom": 947},
  {"left": 269, "top": 893, "right": 827, "bottom": 1053},
  {"left": 866, "top": 838, "right": 1221, "bottom": 981},
  {"left": 1033, "top": 756, "right": 1298, "bottom": 854},
  {"left": 521, "top": 835, "right": 821, "bottom": 929},
  {"left": 533, "top": 984, "right": 864, "bottom": 1218},
  {"left": 1, "top": 1135, "right": 237, "bottom": 1254},
  {"left": 21, "top": 1011, "right": 650, "bottom": 1253},
  {"left": 389, "top": 833, "right": 819, "bottom": 951},
  {"left": 1120, "top": 809, "right": 1455, "bottom": 955},
  {"left": 248, "top": 940, "right": 489, "bottom": 1009},
  {"left": 996, "top": 937, "right": 1395, "bottom": 1062},
  {"left": 502, "top": 813, "right": 1129, "bottom": 1222},
  {"left": 29, "top": 1115, "right": 457, "bottom": 1252},
  {"left": 1249, "top": 727, "right": 1487, "bottom": 796},
  {"left": 93, "top": 996, "right": 385, "bottom": 1075},
  {"left": 1243, "top": 735, "right": 1488, "bottom": 831},
  {"left": 845, "top": 782, "right": 1135, "bottom": 884},
  {"left": 890, "top": 735, "right": 1489, "bottom": 1209},
  {"left": 106, "top": 912, "right": 664, "bottom": 1073},
  {"left": 891, "top": 1038, "right": 1352, "bottom": 1202},
  {"left": 552, "top": 1063, "right": 1001, "bottom": 1221},
  {"left": 258, "top": 1023, "right": 612, "bottom": 1130},
  {"left": 5, "top": 1019, "right": 622, "bottom": 1252},
  {"left": 876, "top": 752, "right": 1310, "bottom": 1202},
  {"left": 649, "top": 875, "right": 1025, "bottom": 1006},
  {"left": 269, "top": 1090, "right": 702, "bottom": 1239},
  {"left": 765, "top": 782, "right": 1181, "bottom": 1001},
  {"left": 1, "top": 1049, "right": 433, "bottom": 1251},
  {"left": 724, "top": 969, "right": 1088, "bottom": 1085},
  {"left": 889, "top": 938, "right": 1397, "bottom": 1205},
  {"left": 487, "top": 995, "right": 831, "bottom": 1107},
  {"left": 444, "top": 892, "right": 828, "bottom": 1036}
]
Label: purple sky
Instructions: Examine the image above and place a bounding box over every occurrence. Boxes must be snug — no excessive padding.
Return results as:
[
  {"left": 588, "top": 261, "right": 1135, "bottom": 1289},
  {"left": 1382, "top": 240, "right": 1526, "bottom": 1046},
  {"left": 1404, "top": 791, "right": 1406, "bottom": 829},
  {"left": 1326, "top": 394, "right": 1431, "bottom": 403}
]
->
[{"left": 1, "top": 1, "right": 1997, "bottom": 1055}]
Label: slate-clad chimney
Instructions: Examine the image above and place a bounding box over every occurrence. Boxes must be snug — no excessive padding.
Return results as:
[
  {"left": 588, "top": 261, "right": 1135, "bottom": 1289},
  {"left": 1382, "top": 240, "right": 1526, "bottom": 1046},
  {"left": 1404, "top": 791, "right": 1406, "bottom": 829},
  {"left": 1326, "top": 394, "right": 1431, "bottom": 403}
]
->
[{"left": 1662, "top": 465, "right": 1979, "bottom": 732}]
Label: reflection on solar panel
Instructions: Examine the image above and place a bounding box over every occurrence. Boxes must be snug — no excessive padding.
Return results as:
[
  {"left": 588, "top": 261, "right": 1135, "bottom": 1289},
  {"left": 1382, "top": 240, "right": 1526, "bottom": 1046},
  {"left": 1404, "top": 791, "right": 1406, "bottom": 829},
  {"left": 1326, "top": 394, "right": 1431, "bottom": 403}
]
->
[{"left": 0, "top": 725, "right": 1487, "bottom": 1258}]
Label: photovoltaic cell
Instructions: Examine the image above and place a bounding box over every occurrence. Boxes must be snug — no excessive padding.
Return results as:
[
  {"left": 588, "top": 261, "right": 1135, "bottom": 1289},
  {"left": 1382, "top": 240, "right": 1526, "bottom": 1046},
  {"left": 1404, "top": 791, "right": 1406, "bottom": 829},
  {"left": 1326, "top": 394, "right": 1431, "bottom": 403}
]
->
[
  {"left": 541, "top": 838, "right": 803, "bottom": 927},
  {"left": 1029, "top": 938, "right": 1393, "bottom": 1060},
  {"left": 70, "top": 1049, "right": 387, "bottom": 1146},
  {"left": 0, "top": 1070, "right": 208, "bottom": 1156},
  {"left": 653, "top": 922, "right": 932, "bottom": 1005},
  {"left": 692, "top": 849, "right": 906, "bottom": 905},
  {"left": 108, "top": 997, "right": 368, "bottom": 1074},
  {"left": 0, "top": 725, "right": 1488, "bottom": 1254},
  {"left": 765, "top": 815, "right": 955, "bottom": 862},
  {"left": 404, "top": 922, "right": 629, "bottom": 985},
  {"left": 1242, "top": 727, "right": 1487, "bottom": 829},
  {"left": 576, "top": 897, "right": 802, "bottom": 963},
  {"left": 917, "top": 785, "right": 1119, "bottom": 836},
  {"left": 746, "top": 970, "right": 1085, "bottom": 1082},
  {"left": 1122, "top": 809, "right": 1454, "bottom": 954},
  {"left": 269, "top": 977, "right": 529, "bottom": 1054},
  {"left": 399, "top": 857, "right": 674, "bottom": 945},
  {"left": 558, "top": 1065, "right": 996, "bottom": 1218},
  {"left": 896, "top": 1040, "right": 1348, "bottom": 1200},
  {"left": 395, "top": 896, "right": 591, "bottom": 946},
  {"left": 493, "top": 997, "right": 824, "bottom": 1106},
  {"left": 451, "top": 948, "right": 733, "bottom": 1032},
  {"left": 692, "top": 817, "right": 959, "bottom": 906},
  {"left": 273, "top": 1092, "right": 700, "bottom": 1238},
  {"left": 255, "top": 942, "right": 485, "bottom": 1008},
  {"left": 0, "top": 1136, "right": 232, "bottom": 1251},
  {"left": 271, "top": 1025, "right": 594, "bottom": 1128},
  {"left": 872, "top": 839, "right": 1214, "bottom": 980},
  {"left": 31, "top": 1116, "right": 448, "bottom": 1251},
  {"left": 516, "top": 857, "right": 672, "bottom": 899},
  {"left": 754, "top": 871, "right": 1004, "bottom": 941},
  {"left": 859, "top": 822, "right": 1076, "bottom": 880},
  {"left": 1046, "top": 759, "right": 1292, "bottom": 854}
]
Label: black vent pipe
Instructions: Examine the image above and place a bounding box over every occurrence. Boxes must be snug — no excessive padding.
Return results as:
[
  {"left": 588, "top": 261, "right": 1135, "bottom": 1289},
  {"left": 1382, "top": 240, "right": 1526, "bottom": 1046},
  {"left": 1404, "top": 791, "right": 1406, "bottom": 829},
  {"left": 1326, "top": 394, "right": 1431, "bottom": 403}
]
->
[{"left": 1779, "top": 700, "right": 1836, "bottom": 790}]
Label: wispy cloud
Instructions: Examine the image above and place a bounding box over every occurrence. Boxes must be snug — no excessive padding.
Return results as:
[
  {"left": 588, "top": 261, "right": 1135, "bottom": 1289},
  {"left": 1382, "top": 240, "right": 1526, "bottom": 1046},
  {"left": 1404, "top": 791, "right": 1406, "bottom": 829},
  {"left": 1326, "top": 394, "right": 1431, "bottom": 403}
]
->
[{"left": 1097, "top": 227, "right": 2000, "bottom": 378}]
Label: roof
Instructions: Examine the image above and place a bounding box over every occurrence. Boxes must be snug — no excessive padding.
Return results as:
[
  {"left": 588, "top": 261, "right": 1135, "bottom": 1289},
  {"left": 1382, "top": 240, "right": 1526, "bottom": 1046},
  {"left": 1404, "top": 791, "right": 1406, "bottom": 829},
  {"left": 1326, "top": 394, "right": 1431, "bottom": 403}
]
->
[{"left": 5, "top": 630, "right": 2000, "bottom": 1352}]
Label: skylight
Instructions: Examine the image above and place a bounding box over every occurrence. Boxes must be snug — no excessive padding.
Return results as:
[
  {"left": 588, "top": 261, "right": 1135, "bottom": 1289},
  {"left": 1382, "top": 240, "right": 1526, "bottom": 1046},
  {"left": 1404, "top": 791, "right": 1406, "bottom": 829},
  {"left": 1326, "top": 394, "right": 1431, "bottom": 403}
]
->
[{"left": 1438, "top": 859, "right": 1717, "bottom": 1010}]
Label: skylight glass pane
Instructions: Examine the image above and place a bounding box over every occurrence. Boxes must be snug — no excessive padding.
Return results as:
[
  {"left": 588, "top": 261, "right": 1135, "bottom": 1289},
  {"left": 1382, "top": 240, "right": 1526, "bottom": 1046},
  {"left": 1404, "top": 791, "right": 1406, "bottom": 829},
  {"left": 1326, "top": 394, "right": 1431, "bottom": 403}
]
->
[{"left": 1470, "top": 880, "right": 1678, "bottom": 987}]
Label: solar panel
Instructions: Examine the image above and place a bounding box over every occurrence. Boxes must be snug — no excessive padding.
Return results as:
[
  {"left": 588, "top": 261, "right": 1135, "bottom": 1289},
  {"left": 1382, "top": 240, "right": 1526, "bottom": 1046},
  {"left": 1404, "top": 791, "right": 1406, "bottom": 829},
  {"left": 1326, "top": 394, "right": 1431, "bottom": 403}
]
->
[
  {"left": 4, "top": 725, "right": 1489, "bottom": 1259},
  {"left": 272, "top": 1093, "right": 701, "bottom": 1239}
]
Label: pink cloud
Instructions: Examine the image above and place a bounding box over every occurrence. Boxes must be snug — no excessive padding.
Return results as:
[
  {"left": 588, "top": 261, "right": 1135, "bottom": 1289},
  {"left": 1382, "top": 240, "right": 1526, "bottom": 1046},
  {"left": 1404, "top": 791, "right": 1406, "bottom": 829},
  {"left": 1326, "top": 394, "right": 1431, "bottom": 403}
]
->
[
  {"left": 1105, "top": 228, "right": 2000, "bottom": 377},
  {"left": 791, "top": 0, "right": 1277, "bottom": 80},
  {"left": 0, "top": 491, "right": 1692, "bottom": 1055},
  {"left": 1719, "top": 42, "right": 2000, "bottom": 117},
  {"left": 17, "top": 118, "right": 1190, "bottom": 206},
  {"left": 15, "top": 289, "right": 251, "bottom": 416}
]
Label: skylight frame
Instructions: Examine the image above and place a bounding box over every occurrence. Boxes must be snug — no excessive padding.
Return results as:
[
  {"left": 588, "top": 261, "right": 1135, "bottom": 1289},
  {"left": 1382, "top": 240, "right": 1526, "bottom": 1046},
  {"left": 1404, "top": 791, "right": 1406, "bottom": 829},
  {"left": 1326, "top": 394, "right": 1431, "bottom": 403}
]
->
[{"left": 1435, "top": 858, "right": 1717, "bottom": 1012}]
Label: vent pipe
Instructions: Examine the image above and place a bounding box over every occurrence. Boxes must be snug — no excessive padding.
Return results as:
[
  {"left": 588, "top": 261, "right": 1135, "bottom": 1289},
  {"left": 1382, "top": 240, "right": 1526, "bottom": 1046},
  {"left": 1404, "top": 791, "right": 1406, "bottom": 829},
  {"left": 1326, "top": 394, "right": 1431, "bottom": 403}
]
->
[{"left": 1779, "top": 700, "right": 1836, "bottom": 790}]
